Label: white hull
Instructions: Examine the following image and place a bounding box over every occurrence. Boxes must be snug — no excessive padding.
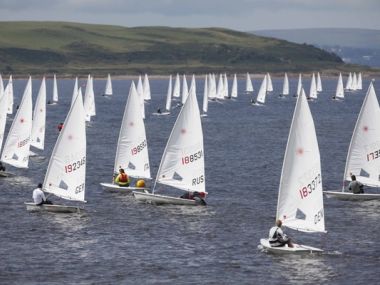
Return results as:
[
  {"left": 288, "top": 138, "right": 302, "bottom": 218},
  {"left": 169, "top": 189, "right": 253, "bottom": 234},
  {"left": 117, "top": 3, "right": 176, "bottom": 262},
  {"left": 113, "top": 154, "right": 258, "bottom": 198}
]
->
[
  {"left": 24, "top": 203, "right": 82, "bottom": 213},
  {"left": 48, "top": 102, "right": 58, "bottom": 105},
  {"left": 100, "top": 182, "right": 149, "bottom": 193},
  {"left": 260, "top": 239, "right": 323, "bottom": 254},
  {"left": 0, "top": 171, "right": 16, "bottom": 178},
  {"left": 200, "top": 114, "right": 208, "bottom": 117},
  {"left": 29, "top": 150, "right": 38, "bottom": 157},
  {"left": 133, "top": 191, "right": 203, "bottom": 206},
  {"left": 152, "top": 112, "right": 170, "bottom": 116},
  {"left": 323, "top": 190, "right": 380, "bottom": 201}
]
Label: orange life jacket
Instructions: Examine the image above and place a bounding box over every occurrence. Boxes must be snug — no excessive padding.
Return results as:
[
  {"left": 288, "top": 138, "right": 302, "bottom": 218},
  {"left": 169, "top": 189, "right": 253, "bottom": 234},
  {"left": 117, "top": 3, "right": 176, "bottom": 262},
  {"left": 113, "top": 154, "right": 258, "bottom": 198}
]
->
[{"left": 119, "top": 173, "right": 128, "bottom": 182}]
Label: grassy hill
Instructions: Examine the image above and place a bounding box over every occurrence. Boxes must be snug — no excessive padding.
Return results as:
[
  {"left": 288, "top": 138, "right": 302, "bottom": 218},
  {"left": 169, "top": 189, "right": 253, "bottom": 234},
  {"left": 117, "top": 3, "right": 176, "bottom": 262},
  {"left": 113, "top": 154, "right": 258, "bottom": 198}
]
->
[{"left": 0, "top": 21, "right": 366, "bottom": 76}]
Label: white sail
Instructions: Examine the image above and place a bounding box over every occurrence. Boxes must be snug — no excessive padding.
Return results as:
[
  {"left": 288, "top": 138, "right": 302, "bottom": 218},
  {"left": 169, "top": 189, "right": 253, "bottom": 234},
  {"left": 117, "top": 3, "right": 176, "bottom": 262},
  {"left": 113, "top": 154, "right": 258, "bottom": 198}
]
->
[
  {"left": 165, "top": 75, "right": 173, "bottom": 112},
  {"left": 296, "top": 73, "right": 302, "bottom": 97},
  {"left": 256, "top": 75, "right": 267, "bottom": 104},
  {"left": 308, "top": 73, "right": 318, "bottom": 99},
  {"left": 83, "top": 75, "right": 95, "bottom": 121},
  {"left": 189, "top": 75, "right": 196, "bottom": 99},
  {"left": 137, "top": 76, "right": 145, "bottom": 119},
  {"left": 1, "top": 77, "right": 33, "bottom": 168},
  {"left": 143, "top": 74, "right": 151, "bottom": 100},
  {"left": 104, "top": 74, "right": 113, "bottom": 96},
  {"left": 114, "top": 82, "right": 151, "bottom": 179},
  {"left": 352, "top": 72, "right": 358, "bottom": 90},
  {"left": 246, "top": 73, "right": 253, "bottom": 92},
  {"left": 224, "top": 73, "right": 229, "bottom": 98},
  {"left": 266, "top": 73, "right": 273, "bottom": 92},
  {"left": 216, "top": 74, "right": 224, "bottom": 100},
  {"left": 357, "top": 73, "right": 363, "bottom": 90},
  {"left": 345, "top": 73, "right": 353, "bottom": 90},
  {"left": 31, "top": 77, "right": 46, "bottom": 150},
  {"left": 155, "top": 84, "right": 205, "bottom": 193},
  {"left": 0, "top": 91, "right": 7, "bottom": 152},
  {"left": 43, "top": 90, "right": 86, "bottom": 202},
  {"left": 343, "top": 83, "right": 380, "bottom": 187},
  {"left": 335, "top": 73, "right": 344, "bottom": 99},
  {"left": 71, "top": 77, "right": 78, "bottom": 107},
  {"left": 277, "top": 88, "right": 325, "bottom": 233},
  {"left": 173, "top": 74, "right": 181, "bottom": 98},
  {"left": 208, "top": 74, "right": 216, "bottom": 100},
  {"left": 5, "top": 75, "right": 13, "bottom": 115},
  {"left": 0, "top": 74, "right": 3, "bottom": 95},
  {"left": 52, "top": 74, "right": 58, "bottom": 103},
  {"left": 282, "top": 73, "right": 289, "bottom": 96},
  {"left": 202, "top": 75, "right": 208, "bottom": 114},
  {"left": 231, "top": 74, "right": 238, "bottom": 98},
  {"left": 181, "top": 74, "right": 189, "bottom": 104},
  {"left": 316, "top": 72, "right": 323, "bottom": 92}
]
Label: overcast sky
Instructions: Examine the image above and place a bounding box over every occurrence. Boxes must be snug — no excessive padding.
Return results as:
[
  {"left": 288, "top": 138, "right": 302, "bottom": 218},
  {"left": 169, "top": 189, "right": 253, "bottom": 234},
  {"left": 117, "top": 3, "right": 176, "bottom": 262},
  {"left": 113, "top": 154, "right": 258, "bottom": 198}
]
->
[{"left": 0, "top": 0, "right": 379, "bottom": 31}]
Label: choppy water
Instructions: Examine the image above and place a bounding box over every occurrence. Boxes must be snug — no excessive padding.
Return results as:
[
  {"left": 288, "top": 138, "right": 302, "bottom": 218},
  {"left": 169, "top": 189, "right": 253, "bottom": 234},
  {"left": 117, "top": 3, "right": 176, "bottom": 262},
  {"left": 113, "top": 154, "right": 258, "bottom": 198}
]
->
[{"left": 0, "top": 76, "right": 379, "bottom": 284}]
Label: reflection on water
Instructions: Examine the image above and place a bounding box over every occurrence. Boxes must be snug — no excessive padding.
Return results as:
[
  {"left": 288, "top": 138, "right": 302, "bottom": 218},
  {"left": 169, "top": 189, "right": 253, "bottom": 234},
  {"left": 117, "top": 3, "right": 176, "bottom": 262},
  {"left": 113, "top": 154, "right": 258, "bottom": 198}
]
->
[{"left": 275, "top": 254, "right": 336, "bottom": 284}]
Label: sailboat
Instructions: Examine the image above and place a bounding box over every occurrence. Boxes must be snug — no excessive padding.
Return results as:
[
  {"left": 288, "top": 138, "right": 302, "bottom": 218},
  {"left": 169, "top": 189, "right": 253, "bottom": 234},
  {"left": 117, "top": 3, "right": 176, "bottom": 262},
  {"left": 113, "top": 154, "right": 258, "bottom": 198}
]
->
[
  {"left": 0, "top": 77, "right": 33, "bottom": 176},
  {"left": 201, "top": 74, "right": 208, "bottom": 117},
  {"left": 324, "top": 83, "right": 380, "bottom": 200},
  {"left": 0, "top": 87, "right": 8, "bottom": 176},
  {"left": 48, "top": 74, "right": 58, "bottom": 105},
  {"left": 5, "top": 75, "right": 13, "bottom": 115},
  {"left": 308, "top": 73, "right": 318, "bottom": 100},
  {"left": 216, "top": 74, "right": 224, "bottom": 100},
  {"left": 332, "top": 73, "right": 344, "bottom": 100},
  {"left": 357, "top": 73, "right": 363, "bottom": 90},
  {"left": 223, "top": 73, "right": 229, "bottom": 98},
  {"left": 103, "top": 74, "right": 113, "bottom": 96},
  {"left": 143, "top": 74, "right": 151, "bottom": 101},
  {"left": 100, "top": 82, "right": 151, "bottom": 192},
  {"left": 25, "top": 90, "right": 87, "bottom": 213},
  {"left": 279, "top": 73, "right": 289, "bottom": 97},
  {"left": 70, "top": 77, "right": 78, "bottom": 107},
  {"left": 154, "top": 75, "right": 172, "bottom": 116},
  {"left": 133, "top": 84, "right": 206, "bottom": 206},
  {"left": 316, "top": 72, "right": 323, "bottom": 92},
  {"left": 345, "top": 73, "right": 353, "bottom": 91},
  {"left": 230, "top": 74, "right": 238, "bottom": 99},
  {"left": 30, "top": 77, "right": 46, "bottom": 156},
  {"left": 137, "top": 75, "right": 145, "bottom": 119},
  {"left": 252, "top": 75, "right": 267, "bottom": 106},
  {"left": 246, "top": 73, "right": 254, "bottom": 93},
  {"left": 208, "top": 73, "right": 217, "bottom": 101},
  {"left": 181, "top": 74, "right": 189, "bottom": 105},
  {"left": 83, "top": 75, "right": 96, "bottom": 122},
  {"left": 294, "top": 73, "right": 302, "bottom": 97},
  {"left": 266, "top": 73, "right": 273, "bottom": 93},
  {"left": 173, "top": 74, "right": 181, "bottom": 100},
  {"left": 260, "top": 88, "right": 325, "bottom": 253}
]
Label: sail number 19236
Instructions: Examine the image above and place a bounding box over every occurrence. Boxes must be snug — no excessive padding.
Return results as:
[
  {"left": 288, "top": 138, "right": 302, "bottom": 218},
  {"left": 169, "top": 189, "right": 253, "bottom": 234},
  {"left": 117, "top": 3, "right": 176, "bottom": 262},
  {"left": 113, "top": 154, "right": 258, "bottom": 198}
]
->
[
  {"left": 182, "top": 150, "right": 203, "bottom": 165},
  {"left": 65, "top": 157, "right": 86, "bottom": 173},
  {"left": 299, "top": 173, "right": 321, "bottom": 199}
]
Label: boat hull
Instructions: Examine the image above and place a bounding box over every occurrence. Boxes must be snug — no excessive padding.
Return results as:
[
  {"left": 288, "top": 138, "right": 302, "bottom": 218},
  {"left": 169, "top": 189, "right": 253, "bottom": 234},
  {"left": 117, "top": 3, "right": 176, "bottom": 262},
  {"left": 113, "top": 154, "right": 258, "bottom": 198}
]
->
[
  {"left": 100, "top": 182, "right": 149, "bottom": 193},
  {"left": 152, "top": 112, "right": 170, "bottom": 116},
  {"left": 259, "top": 239, "right": 323, "bottom": 254},
  {"left": 133, "top": 191, "right": 203, "bottom": 206},
  {"left": 0, "top": 171, "right": 16, "bottom": 178},
  {"left": 24, "top": 203, "right": 82, "bottom": 213},
  {"left": 323, "top": 190, "right": 380, "bottom": 200}
]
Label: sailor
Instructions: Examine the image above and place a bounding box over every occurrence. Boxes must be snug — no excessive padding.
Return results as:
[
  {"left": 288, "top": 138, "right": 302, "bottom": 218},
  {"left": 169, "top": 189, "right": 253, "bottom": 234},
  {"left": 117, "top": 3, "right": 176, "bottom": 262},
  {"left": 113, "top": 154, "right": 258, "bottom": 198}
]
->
[
  {"left": 157, "top": 108, "right": 162, "bottom": 114},
  {"left": 114, "top": 168, "right": 130, "bottom": 187},
  {"left": 32, "top": 183, "right": 52, "bottom": 206},
  {"left": 57, "top": 122, "right": 64, "bottom": 132},
  {"left": 268, "top": 220, "right": 294, "bottom": 247},
  {"left": 348, "top": 174, "right": 364, "bottom": 194},
  {"left": 180, "top": 191, "right": 207, "bottom": 205}
]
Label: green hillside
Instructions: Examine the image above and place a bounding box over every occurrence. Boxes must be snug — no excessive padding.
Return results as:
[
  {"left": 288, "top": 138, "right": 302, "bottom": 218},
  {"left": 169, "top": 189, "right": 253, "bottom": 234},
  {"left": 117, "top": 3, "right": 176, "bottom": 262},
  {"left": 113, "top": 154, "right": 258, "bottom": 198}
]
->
[{"left": 0, "top": 21, "right": 361, "bottom": 76}]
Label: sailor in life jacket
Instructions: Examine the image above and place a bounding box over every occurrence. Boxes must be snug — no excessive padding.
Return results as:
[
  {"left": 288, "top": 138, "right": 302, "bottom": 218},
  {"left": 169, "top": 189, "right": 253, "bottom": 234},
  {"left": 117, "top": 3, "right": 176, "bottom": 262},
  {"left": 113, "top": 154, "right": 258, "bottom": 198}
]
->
[
  {"left": 114, "top": 168, "right": 130, "bottom": 187},
  {"left": 268, "top": 220, "right": 293, "bottom": 247}
]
